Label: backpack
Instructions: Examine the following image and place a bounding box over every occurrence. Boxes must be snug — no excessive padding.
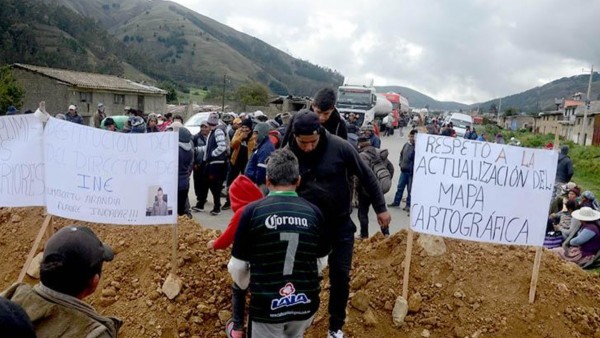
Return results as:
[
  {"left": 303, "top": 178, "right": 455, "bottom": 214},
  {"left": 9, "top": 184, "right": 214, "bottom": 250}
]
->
[{"left": 360, "top": 148, "right": 393, "bottom": 194}]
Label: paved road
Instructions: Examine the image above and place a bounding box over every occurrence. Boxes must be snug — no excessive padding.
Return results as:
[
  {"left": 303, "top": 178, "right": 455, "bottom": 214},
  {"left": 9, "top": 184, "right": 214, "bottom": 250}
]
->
[{"left": 189, "top": 130, "right": 411, "bottom": 238}]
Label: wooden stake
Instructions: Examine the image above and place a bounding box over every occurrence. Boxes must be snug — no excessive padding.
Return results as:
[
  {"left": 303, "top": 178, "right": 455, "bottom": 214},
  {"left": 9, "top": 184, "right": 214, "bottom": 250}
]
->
[
  {"left": 402, "top": 229, "right": 414, "bottom": 300},
  {"left": 18, "top": 215, "right": 52, "bottom": 283},
  {"left": 171, "top": 223, "right": 178, "bottom": 276},
  {"left": 528, "top": 246, "right": 543, "bottom": 303}
]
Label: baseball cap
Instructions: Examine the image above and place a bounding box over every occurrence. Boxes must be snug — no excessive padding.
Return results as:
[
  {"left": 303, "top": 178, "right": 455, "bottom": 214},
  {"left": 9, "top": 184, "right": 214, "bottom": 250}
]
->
[
  {"left": 43, "top": 226, "right": 114, "bottom": 275},
  {"left": 292, "top": 109, "right": 320, "bottom": 135},
  {"left": 68, "top": 105, "right": 76, "bottom": 110},
  {"left": 97, "top": 103, "right": 104, "bottom": 108}
]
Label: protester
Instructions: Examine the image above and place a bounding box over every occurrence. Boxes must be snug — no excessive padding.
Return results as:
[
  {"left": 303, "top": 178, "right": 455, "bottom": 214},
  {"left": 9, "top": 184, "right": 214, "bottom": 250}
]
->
[
  {"left": 6, "top": 105, "right": 19, "bottom": 115},
  {"left": 198, "top": 113, "right": 228, "bottom": 215},
  {"left": 554, "top": 145, "right": 574, "bottom": 198},
  {"left": 2, "top": 226, "right": 121, "bottom": 337},
  {"left": 476, "top": 132, "right": 486, "bottom": 141},
  {"left": 281, "top": 88, "right": 348, "bottom": 146},
  {"left": 103, "top": 117, "right": 117, "bottom": 131},
  {"left": 287, "top": 109, "right": 390, "bottom": 337},
  {"left": 127, "top": 116, "right": 146, "bottom": 133},
  {"left": 92, "top": 103, "right": 107, "bottom": 128},
  {"left": 356, "top": 134, "right": 394, "bottom": 238},
  {"left": 359, "top": 125, "right": 380, "bottom": 149},
  {"left": 65, "top": 105, "right": 84, "bottom": 125},
  {"left": 223, "top": 118, "right": 255, "bottom": 210},
  {"left": 389, "top": 129, "right": 417, "bottom": 212},
  {"left": 0, "top": 297, "right": 36, "bottom": 338},
  {"left": 495, "top": 133, "right": 505, "bottom": 144},
  {"left": 228, "top": 148, "right": 330, "bottom": 338},
  {"left": 552, "top": 207, "right": 600, "bottom": 268},
  {"left": 146, "top": 115, "right": 160, "bottom": 133},
  {"left": 266, "top": 119, "right": 282, "bottom": 148},
  {"left": 245, "top": 122, "right": 275, "bottom": 187},
  {"left": 177, "top": 127, "right": 194, "bottom": 218},
  {"left": 555, "top": 200, "right": 579, "bottom": 239},
  {"left": 173, "top": 114, "right": 184, "bottom": 124},
  {"left": 580, "top": 191, "right": 599, "bottom": 210},
  {"left": 441, "top": 122, "right": 454, "bottom": 137}
]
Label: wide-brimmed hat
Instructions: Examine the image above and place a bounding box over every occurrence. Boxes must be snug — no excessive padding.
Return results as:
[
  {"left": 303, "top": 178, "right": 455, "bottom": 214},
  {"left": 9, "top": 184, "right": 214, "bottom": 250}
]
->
[{"left": 572, "top": 207, "right": 600, "bottom": 222}]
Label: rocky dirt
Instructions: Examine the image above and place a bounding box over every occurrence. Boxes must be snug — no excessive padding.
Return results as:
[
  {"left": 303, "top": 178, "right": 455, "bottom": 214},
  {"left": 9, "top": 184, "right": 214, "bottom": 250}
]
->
[{"left": 1, "top": 207, "right": 600, "bottom": 338}]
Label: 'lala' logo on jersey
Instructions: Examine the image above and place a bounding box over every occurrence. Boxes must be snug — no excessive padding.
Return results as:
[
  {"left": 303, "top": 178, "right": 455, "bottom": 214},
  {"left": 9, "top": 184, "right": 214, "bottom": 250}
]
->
[
  {"left": 270, "top": 282, "right": 311, "bottom": 310},
  {"left": 264, "top": 214, "right": 309, "bottom": 229}
]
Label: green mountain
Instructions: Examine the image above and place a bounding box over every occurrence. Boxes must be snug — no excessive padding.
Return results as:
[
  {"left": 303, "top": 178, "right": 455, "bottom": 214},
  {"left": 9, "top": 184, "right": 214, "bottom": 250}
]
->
[
  {"left": 33, "top": 0, "right": 343, "bottom": 95},
  {"left": 475, "top": 73, "right": 600, "bottom": 113},
  {"left": 1, "top": 0, "right": 342, "bottom": 95},
  {"left": 376, "top": 85, "right": 469, "bottom": 111}
]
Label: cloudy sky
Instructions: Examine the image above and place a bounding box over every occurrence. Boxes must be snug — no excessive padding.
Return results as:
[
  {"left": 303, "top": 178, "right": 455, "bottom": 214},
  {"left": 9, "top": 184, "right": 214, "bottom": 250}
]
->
[{"left": 173, "top": 0, "right": 599, "bottom": 104}]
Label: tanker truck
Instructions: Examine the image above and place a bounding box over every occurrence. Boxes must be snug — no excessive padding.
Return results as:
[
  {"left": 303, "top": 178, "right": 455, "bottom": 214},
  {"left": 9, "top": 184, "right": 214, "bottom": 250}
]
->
[{"left": 336, "top": 78, "right": 392, "bottom": 126}]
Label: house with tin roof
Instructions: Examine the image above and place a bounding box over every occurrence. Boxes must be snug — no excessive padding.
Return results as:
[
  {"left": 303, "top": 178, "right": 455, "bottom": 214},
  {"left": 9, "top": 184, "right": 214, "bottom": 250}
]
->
[{"left": 11, "top": 63, "right": 167, "bottom": 122}]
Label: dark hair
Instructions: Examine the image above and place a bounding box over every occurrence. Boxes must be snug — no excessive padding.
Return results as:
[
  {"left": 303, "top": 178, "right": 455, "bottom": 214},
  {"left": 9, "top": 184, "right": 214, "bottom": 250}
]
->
[
  {"left": 157, "top": 187, "right": 163, "bottom": 192},
  {"left": 164, "top": 112, "right": 173, "bottom": 119},
  {"left": 104, "top": 117, "right": 115, "bottom": 126},
  {"left": 40, "top": 255, "right": 102, "bottom": 297},
  {"left": 266, "top": 149, "right": 299, "bottom": 186},
  {"left": 565, "top": 199, "right": 577, "bottom": 211},
  {"left": 312, "top": 88, "right": 336, "bottom": 111},
  {"left": 173, "top": 114, "right": 184, "bottom": 123},
  {"left": 410, "top": 129, "right": 418, "bottom": 136}
]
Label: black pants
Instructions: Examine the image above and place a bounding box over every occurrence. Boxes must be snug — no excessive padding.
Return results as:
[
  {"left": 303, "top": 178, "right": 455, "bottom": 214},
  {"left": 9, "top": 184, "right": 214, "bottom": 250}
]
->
[
  {"left": 231, "top": 283, "right": 246, "bottom": 330},
  {"left": 205, "top": 163, "right": 226, "bottom": 211},
  {"left": 193, "top": 166, "right": 208, "bottom": 205},
  {"left": 177, "top": 188, "right": 189, "bottom": 216},
  {"left": 328, "top": 221, "right": 355, "bottom": 332},
  {"left": 224, "top": 161, "right": 246, "bottom": 204}
]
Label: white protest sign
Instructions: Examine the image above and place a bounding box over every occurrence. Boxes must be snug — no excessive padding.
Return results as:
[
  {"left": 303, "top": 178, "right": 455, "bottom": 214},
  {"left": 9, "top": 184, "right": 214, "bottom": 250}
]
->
[
  {"left": 410, "top": 134, "right": 558, "bottom": 246},
  {"left": 44, "top": 118, "right": 178, "bottom": 225},
  {"left": 0, "top": 114, "right": 45, "bottom": 206}
]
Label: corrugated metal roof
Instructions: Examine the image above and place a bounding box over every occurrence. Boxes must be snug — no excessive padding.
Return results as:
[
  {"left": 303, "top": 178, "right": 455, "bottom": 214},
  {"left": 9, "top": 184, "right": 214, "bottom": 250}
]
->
[{"left": 12, "top": 63, "right": 167, "bottom": 95}]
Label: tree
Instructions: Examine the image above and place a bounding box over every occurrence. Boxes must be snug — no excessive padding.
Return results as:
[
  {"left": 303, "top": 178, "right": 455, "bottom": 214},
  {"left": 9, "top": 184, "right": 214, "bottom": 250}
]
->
[
  {"left": 159, "top": 81, "right": 178, "bottom": 103},
  {"left": 235, "top": 82, "right": 269, "bottom": 110},
  {"left": 0, "top": 66, "right": 25, "bottom": 114},
  {"left": 504, "top": 107, "right": 517, "bottom": 116}
]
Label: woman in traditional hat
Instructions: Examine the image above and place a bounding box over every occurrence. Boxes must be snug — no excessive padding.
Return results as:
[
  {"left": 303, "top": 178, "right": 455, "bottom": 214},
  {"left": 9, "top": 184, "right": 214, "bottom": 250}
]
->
[{"left": 552, "top": 206, "right": 600, "bottom": 267}]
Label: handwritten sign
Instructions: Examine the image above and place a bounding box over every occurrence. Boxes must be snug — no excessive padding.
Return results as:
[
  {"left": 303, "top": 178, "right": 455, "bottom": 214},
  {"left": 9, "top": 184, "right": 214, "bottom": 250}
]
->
[
  {"left": 44, "top": 118, "right": 178, "bottom": 225},
  {"left": 410, "top": 134, "right": 557, "bottom": 246},
  {"left": 0, "top": 115, "right": 45, "bottom": 206}
]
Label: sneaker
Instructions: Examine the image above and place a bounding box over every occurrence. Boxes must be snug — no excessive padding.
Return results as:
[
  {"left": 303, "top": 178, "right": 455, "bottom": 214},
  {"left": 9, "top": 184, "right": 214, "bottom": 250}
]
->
[
  {"left": 210, "top": 209, "right": 221, "bottom": 216},
  {"left": 193, "top": 203, "right": 204, "bottom": 212},
  {"left": 328, "top": 329, "right": 344, "bottom": 338},
  {"left": 225, "top": 319, "right": 244, "bottom": 338},
  {"left": 222, "top": 201, "right": 231, "bottom": 210},
  {"left": 387, "top": 203, "right": 400, "bottom": 207}
]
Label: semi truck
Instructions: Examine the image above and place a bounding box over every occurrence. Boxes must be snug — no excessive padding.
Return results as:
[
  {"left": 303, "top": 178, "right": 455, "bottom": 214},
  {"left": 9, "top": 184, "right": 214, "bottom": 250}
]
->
[
  {"left": 336, "top": 78, "right": 392, "bottom": 126},
  {"left": 382, "top": 92, "right": 410, "bottom": 128}
]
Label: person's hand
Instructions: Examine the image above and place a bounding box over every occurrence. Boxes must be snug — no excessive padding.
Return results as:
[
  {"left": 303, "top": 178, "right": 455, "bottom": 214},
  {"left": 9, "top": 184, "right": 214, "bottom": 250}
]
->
[
  {"left": 38, "top": 101, "right": 47, "bottom": 113},
  {"left": 207, "top": 240, "right": 215, "bottom": 250},
  {"left": 377, "top": 211, "right": 391, "bottom": 228}
]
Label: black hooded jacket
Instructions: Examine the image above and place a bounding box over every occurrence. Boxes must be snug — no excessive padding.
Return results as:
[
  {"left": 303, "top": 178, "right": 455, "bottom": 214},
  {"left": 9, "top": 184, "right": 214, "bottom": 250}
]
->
[{"left": 287, "top": 128, "right": 386, "bottom": 232}]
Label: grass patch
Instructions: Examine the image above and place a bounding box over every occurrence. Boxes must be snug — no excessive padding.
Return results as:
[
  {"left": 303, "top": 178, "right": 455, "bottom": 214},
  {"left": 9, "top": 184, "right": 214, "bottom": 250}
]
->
[{"left": 176, "top": 88, "right": 208, "bottom": 104}]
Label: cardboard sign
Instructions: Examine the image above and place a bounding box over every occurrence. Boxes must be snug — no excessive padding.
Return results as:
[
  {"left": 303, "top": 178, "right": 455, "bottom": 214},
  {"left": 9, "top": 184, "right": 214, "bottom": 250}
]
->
[
  {"left": 410, "top": 134, "right": 558, "bottom": 246},
  {"left": 44, "top": 118, "right": 178, "bottom": 225},
  {"left": 0, "top": 115, "right": 45, "bottom": 206}
]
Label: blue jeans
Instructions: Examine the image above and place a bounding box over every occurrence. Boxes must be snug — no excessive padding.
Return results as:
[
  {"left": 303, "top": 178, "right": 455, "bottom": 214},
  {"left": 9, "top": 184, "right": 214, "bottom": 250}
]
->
[{"left": 393, "top": 172, "right": 413, "bottom": 206}]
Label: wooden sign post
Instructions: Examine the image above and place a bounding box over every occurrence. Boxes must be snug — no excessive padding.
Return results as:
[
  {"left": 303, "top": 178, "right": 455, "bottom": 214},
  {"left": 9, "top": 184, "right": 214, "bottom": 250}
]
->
[
  {"left": 402, "top": 229, "right": 414, "bottom": 300},
  {"left": 18, "top": 215, "right": 52, "bottom": 283},
  {"left": 161, "top": 223, "right": 182, "bottom": 300}
]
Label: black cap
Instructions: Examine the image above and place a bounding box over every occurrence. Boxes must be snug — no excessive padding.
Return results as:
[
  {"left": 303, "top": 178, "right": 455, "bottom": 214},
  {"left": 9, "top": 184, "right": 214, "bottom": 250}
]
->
[
  {"left": 292, "top": 109, "right": 320, "bottom": 136},
  {"left": 0, "top": 298, "right": 36, "bottom": 338},
  {"left": 43, "top": 226, "right": 114, "bottom": 274}
]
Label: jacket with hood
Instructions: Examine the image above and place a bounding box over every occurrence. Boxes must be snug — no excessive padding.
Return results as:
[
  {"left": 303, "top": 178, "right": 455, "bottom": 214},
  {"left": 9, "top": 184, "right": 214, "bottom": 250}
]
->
[
  {"left": 245, "top": 123, "right": 275, "bottom": 186},
  {"left": 556, "top": 146, "right": 574, "bottom": 183},
  {"left": 2, "top": 283, "right": 122, "bottom": 338},
  {"left": 212, "top": 175, "right": 263, "bottom": 250},
  {"left": 288, "top": 128, "right": 386, "bottom": 232},
  {"left": 281, "top": 108, "right": 348, "bottom": 147},
  {"left": 178, "top": 129, "right": 194, "bottom": 190}
]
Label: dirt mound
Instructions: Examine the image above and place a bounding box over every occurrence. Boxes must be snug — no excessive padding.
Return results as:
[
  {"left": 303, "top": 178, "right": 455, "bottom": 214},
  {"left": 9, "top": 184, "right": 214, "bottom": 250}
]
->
[{"left": 1, "top": 207, "right": 600, "bottom": 337}]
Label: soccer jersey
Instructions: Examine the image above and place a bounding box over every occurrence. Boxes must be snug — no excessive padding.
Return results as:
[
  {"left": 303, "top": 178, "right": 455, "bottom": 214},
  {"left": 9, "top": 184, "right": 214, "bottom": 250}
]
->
[{"left": 231, "top": 191, "right": 329, "bottom": 323}]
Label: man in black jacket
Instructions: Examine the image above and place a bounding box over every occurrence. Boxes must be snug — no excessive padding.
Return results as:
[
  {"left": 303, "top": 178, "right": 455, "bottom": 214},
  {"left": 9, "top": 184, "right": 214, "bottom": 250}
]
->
[
  {"left": 281, "top": 88, "right": 348, "bottom": 147},
  {"left": 287, "top": 109, "right": 390, "bottom": 338},
  {"left": 554, "top": 145, "right": 574, "bottom": 198}
]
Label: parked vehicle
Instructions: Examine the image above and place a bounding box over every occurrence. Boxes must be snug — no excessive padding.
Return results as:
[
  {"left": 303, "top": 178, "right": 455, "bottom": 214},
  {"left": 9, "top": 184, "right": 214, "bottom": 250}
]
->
[
  {"left": 336, "top": 78, "right": 392, "bottom": 126},
  {"left": 446, "top": 113, "right": 474, "bottom": 137}
]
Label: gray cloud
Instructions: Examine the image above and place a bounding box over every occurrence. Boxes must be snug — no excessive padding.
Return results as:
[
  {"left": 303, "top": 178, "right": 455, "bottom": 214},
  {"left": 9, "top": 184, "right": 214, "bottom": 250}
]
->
[{"left": 174, "top": 0, "right": 599, "bottom": 104}]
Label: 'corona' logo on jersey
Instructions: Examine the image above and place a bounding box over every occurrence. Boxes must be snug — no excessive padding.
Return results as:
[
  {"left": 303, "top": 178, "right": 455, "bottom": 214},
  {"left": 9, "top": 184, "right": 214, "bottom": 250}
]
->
[
  {"left": 264, "top": 214, "right": 309, "bottom": 229},
  {"left": 271, "top": 282, "right": 311, "bottom": 310}
]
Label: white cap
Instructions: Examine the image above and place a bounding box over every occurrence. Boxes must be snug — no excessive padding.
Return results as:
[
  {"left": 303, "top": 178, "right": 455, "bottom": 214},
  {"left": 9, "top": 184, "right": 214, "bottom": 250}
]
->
[{"left": 68, "top": 105, "right": 76, "bottom": 110}]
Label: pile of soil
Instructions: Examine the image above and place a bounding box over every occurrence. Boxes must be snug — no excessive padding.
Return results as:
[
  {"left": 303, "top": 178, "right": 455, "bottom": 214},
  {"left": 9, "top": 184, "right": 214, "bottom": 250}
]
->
[{"left": 1, "top": 207, "right": 600, "bottom": 337}]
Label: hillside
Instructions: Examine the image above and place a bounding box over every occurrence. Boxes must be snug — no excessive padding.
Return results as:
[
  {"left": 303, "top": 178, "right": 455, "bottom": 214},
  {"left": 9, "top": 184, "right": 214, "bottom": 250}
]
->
[
  {"left": 475, "top": 72, "right": 600, "bottom": 113},
  {"left": 376, "top": 85, "right": 469, "bottom": 111},
  {"left": 49, "top": 0, "right": 344, "bottom": 96}
]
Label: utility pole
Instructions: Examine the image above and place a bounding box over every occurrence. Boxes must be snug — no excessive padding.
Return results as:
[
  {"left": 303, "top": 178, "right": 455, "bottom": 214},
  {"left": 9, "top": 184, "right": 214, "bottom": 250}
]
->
[
  {"left": 221, "top": 74, "right": 226, "bottom": 112},
  {"left": 497, "top": 97, "right": 502, "bottom": 123},
  {"left": 579, "top": 65, "right": 594, "bottom": 145}
]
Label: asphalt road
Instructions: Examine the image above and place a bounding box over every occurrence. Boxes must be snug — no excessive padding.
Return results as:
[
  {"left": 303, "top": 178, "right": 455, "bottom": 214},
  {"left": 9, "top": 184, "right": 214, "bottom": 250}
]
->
[{"left": 189, "top": 130, "right": 411, "bottom": 237}]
